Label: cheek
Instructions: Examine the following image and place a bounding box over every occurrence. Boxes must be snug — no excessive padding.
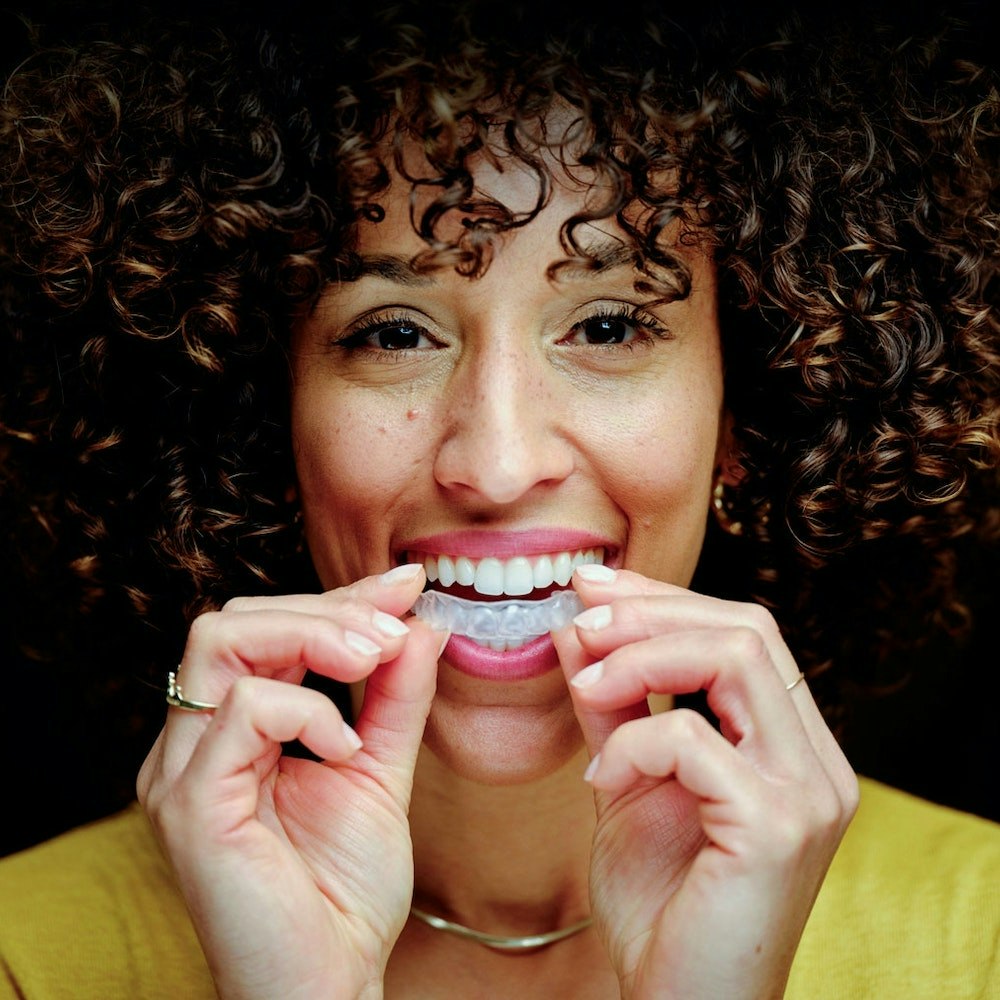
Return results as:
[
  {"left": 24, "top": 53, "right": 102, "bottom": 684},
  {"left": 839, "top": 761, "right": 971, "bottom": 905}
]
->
[
  {"left": 291, "top": 384, "right": 432, "bottom": 583},
  {"left": 589, "top": 384, "right": 721, "bottom": 581}
]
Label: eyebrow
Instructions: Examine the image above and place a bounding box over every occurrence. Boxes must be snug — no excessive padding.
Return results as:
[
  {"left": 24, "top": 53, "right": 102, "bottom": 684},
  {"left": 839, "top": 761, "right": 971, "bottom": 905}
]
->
[
  {"left": 556, "top": 239, "right": 640, "bottom": 279},
  {"left": 346, "top": 239, "right": 640, "bottom": 287},
  {"left": 349, "top": 254, "right": 434, "bottom": 286}
]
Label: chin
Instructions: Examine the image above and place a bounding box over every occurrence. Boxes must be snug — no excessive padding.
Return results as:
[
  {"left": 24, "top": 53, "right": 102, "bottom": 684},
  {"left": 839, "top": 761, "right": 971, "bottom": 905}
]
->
[{"left": 420, "top": 697, "right": 586, "bottom": 786}]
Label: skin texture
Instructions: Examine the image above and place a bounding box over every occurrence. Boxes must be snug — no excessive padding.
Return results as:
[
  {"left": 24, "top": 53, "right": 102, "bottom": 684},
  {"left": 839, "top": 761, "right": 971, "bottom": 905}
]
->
[{"left": 137, "top": 152, "right": 859, "bottom": 999}]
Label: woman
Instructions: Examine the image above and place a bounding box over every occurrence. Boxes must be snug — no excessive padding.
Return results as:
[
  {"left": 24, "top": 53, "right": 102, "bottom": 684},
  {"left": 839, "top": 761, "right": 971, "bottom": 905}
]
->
[{"left": 1, "top": 2, "right": 997, "bottom": 997}]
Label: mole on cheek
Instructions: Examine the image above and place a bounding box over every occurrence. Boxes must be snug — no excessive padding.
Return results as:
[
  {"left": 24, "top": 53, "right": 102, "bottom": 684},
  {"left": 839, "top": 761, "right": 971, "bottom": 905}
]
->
[{"left": 406, "top": 409, "right": 419, "bottom": 421}]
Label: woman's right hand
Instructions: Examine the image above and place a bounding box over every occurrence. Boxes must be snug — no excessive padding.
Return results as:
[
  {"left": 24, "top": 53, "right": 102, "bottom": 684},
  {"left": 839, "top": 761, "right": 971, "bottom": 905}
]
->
[{"left": 136, "top": 563, "right": 443, "bottom": 1000}]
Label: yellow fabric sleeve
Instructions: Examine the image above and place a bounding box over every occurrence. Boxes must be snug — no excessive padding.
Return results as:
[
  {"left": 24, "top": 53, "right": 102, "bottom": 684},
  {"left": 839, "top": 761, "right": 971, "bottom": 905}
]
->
[{"left": 0, "top": 804, "right": 214, "bottom": 999}]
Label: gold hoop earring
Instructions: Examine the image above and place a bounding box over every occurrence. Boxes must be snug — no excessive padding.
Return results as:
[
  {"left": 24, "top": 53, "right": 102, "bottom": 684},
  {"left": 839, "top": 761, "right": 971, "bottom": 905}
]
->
[{"left": 711, "top": 479, "right": 743, "bottom": 536}]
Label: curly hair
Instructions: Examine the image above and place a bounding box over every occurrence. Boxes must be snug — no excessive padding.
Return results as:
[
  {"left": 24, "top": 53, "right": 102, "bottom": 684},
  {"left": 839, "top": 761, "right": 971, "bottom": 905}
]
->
[{"left": 2, "top": 0, "right": 998, "bottom": 754}]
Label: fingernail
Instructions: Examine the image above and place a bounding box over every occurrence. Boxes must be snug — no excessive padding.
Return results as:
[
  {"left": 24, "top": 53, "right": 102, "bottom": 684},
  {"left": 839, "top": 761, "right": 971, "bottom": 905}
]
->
[
  {"left": 436, "top": 630, "right": 452, "bottom": 657},
  {"left": 573, "top": 605, "right": 612, "bottom": 630},
  {"left": 583, "top": 753, "right": 601, "bottom": 783},
  {"left": 575, "top": 564, "right": 617, "bottom": 583},
  {"left": 372, "top": 610, "right": 410, "bottom": 637},
  {"left": 571, "top": 660, "right": 604, "bottom": 689},
  {"left": 342, "top": 721, "right": 363, "bottom": 751},
  {"left": 345, "top": 630, "right": 381, "bottom": 656},
  {"left": 381, "top": 563, "right": 423, "bottom": 584}
]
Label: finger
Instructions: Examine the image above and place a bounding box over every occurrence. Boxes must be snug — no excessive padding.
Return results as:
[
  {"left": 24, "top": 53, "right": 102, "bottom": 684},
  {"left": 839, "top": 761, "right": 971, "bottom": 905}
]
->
[
  {"left": 160, "top": 608, "right": 400, "bottom": 780},
  {"left": 569, "top": 626, "right": 816, "bottom": 770},
  {"left": 585, "top": 710, "right": 842, "bottom": 862},
  {"left": 586, "top": 708, "right": 757, "bottom": 800},
  {"left": 572, "top": 564, "right": 690, "bottom": 603},
  {"left": 570, "top": 587, "right": 855, "bottom": 806},
  {"left": 352, "top": 617, "right": 446, "bottom": 791},
  {"left": 221, "top": 563, "right": 426, "bottom": 620},
  {"left": 551, "top": 622, "right": 649, "bottom": 759},
  {"left": 171, "top": 677, "right": 359, "bottom": 832},
  {"left": 179, "top": 606, "right": 404, "bottom": 693}
]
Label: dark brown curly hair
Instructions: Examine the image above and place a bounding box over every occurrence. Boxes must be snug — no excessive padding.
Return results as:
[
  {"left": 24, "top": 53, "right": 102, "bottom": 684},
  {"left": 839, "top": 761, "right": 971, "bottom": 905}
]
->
[{"left": 2, "top": 0, "right": 998, "bottom": 780}]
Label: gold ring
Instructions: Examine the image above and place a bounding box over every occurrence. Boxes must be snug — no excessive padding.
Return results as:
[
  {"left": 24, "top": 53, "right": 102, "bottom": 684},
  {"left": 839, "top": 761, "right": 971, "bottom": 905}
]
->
[
  {"left": 785, "top": 671, "right": 805, "bottom": 692},
  {"left": 165, "top": 670, "right": 219, "bottom": 713}
]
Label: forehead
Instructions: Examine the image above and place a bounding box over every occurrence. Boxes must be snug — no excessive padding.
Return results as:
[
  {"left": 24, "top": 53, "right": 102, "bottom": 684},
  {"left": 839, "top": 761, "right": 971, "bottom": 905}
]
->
[{"left": 346, "top": 133, "right": 695, "bottom": 297}]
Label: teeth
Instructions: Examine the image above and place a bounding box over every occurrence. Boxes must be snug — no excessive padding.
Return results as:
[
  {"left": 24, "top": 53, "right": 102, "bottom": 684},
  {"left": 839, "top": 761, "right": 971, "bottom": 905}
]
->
[
  {"left": 474, "top": 557, "right": 504, "bottom": 596},
  {"left": 455, "top": 556, "right": 475, "bottom": 586},
  {"left": 412, "top": 548, "right": 605, "bottom": 598}
]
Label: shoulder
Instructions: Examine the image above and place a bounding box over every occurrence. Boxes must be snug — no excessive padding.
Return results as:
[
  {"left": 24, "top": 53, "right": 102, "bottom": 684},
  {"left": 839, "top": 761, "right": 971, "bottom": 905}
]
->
[
  {"left": 0, "top": 804, "right": 213, "bottom": 1000},
  {"left": 788, "top": 777, "right": 1000, "bottom": 1000}
]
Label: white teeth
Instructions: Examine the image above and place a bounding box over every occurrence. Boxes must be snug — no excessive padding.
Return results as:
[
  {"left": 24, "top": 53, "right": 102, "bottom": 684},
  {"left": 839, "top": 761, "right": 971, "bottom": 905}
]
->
[
  {"left": 552, "top": 552, "right": 573, "bottom": 586},
  {"left": 474, "top": 557, "right": 504, "bottom": 596},
  {"left": 438, "top": 555, "right": 456, "bottom": 588},
  {"left": 474, "top": 636, "right": 532, "bottom": 651},
  {"left": 504, "top": 557, "right": 534, "bottom": 596},
  {"left": 410, "top": 548, "right": 606, "bottom": 598},
  {"left": 532, "top": 555, "right": 554, "bottom": 588},
  {"left": 455, "top": 556, "right": 476, "bottom": 586}
]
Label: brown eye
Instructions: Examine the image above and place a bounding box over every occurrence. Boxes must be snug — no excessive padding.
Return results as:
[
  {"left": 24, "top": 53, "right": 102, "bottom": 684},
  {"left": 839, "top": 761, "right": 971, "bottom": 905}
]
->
[
  {"left": 577, "top": 317, "right": 634, "bottom": 344},
  {"left": 373, "top": 323, "right": 423, "bottom": 350},
  {"left": 564, "top": 314, "right": 642, "bottom": 346}
]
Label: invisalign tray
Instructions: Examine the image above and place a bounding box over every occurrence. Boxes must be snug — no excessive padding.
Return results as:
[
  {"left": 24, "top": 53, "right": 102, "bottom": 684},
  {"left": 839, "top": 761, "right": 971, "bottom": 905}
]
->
[{"left": 411, "top": 590, "right": 584, "bottom": 640}]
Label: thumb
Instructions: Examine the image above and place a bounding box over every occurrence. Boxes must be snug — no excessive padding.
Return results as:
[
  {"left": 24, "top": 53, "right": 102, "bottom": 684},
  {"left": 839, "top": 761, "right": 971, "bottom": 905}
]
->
[
  {"left": 551, "top": 624, "right": 648, "bottom": 758},
  {"left": 353, "top": 619, "right": 446, "bottom": 789}
]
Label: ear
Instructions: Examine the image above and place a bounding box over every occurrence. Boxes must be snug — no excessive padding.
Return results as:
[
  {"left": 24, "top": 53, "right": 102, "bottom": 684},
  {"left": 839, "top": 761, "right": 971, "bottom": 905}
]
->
[{"left": 714, "top": 410, "right": 744, "bottom": 487}]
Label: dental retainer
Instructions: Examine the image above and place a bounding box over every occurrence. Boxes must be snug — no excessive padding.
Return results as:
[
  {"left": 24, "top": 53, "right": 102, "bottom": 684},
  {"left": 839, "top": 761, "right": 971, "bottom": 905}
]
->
[{"left": 411, "top": 589, "right": 584, "bottom": 640}]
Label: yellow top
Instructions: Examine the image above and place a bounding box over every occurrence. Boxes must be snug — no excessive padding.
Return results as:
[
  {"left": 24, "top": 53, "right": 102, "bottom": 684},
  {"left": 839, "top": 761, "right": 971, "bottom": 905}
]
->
[{"left": 1, "top": 778, "right": 997, "bottom": 999}]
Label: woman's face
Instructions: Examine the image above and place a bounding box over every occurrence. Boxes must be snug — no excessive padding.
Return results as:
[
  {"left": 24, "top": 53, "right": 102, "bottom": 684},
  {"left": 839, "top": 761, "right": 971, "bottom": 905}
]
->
[{"left": 291, "top": 152, "right": 728, "bottom": 782}]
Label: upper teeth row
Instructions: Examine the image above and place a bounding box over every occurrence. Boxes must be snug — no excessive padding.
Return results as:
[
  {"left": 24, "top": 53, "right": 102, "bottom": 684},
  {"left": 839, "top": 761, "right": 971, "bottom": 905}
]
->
[{"left": 414, "top": 548, "right": 605, "bottom": 597}]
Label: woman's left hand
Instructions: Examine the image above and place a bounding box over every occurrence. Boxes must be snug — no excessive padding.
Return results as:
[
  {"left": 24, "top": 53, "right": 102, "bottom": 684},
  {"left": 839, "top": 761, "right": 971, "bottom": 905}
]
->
[{"left": 552, "top": 569, "right": 859, "bottom": 1000}]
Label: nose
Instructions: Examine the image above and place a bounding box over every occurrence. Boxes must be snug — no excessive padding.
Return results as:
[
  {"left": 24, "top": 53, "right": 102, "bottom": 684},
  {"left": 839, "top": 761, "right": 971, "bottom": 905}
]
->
[{"left": 433, "top": 341, "right": 574, "bottom": 505}]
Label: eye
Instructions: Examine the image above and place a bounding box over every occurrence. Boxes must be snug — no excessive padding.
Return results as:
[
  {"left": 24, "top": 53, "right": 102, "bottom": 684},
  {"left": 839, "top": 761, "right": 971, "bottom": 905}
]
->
[
  {"left": 570, "top": 315, "right": 639, "bottom": 345},
  {"left": 561, "top": 305, "right": 669, "bottom": 348},
  {"left": 366, "top": 322, "right": 429, "bottom": 350},
  {"left": 334, "top": 312, "right": 440, "bottom": 353}
]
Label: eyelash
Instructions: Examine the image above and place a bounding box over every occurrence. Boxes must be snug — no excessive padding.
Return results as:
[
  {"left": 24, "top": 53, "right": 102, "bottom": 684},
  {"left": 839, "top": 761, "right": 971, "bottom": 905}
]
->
[
  {"left": 565, "top": 303, "right": 671, "bottom": 350},
  {"left": 331, "top": 303, "right": 672, "bottom": 357}
]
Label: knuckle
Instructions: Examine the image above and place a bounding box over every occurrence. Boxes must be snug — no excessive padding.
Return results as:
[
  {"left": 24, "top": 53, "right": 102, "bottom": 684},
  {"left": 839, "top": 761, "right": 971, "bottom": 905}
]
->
[
  {"left": 726, "top": 625, "right": 770, "bottom": 666},
  {"left": 668, "top": 707, "right": 712, "bottom": 742},
  {"left": 185, "top": 609, "right": 224, "bottom": 649},
  {"left": 221, "top": 594, "right": 259, "bottom": 613},
  {"left": 740, "top": 601, "right": 779, "bottom": 637},
  {"left": 225, "top": 674, "right": 262, "bottom": 712}
]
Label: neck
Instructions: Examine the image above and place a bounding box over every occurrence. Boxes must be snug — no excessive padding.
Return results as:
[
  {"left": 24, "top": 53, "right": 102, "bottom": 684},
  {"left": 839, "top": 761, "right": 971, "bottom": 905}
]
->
[{"left": 408, "top": 742, "right": 596, "bottom": 934}]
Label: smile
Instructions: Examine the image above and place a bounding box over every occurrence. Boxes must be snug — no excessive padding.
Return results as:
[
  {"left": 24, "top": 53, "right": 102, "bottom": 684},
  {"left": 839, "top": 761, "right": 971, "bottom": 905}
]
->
[
  {"left": 413, "top": 548, "right": 606, "bottom": 597},
  {"left": 404, "top": 547, "right": 604, "bottom": 654}
]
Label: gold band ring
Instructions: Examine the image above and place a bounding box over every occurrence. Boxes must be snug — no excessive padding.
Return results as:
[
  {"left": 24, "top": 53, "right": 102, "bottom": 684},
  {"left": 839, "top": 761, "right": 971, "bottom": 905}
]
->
[
  {"left": 165, "top": 670, "right": 219, "bottom": 713},
  {"left": 785, "top": 671, "right": 806, "bottom": 692}
]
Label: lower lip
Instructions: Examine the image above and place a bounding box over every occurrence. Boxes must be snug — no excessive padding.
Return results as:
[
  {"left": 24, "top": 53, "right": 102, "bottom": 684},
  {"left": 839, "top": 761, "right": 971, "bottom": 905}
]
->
[{"left": 441, "top": 634, "right": 560, "bottom": 681}]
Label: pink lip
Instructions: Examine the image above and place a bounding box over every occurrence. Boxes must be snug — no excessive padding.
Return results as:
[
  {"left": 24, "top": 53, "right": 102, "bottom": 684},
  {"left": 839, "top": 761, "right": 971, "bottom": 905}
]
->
[
  {"left": 399, "top": 528, "right": 616, "bottom": 560},
  {"left": 442, "top": 634, "right": 561, "bottom": 681}
]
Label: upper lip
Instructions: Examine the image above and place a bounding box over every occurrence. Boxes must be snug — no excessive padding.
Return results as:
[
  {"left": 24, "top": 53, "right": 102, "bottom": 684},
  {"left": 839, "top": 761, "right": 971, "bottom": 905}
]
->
[{"left": 396, "top": 528, "right": 619, "bottom": 562}]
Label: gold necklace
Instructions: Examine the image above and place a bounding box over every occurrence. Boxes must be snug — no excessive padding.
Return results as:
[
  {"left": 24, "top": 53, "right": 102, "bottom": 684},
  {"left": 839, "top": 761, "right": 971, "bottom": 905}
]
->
[{"left": 409, "top": 906, "right": 593, "bottom": 951}]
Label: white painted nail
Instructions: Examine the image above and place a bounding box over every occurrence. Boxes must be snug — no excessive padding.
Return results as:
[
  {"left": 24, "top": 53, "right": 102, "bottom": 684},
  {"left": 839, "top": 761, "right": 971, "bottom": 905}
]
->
[
  {"left": 573, "top": 605, "right": 612, "bottom": 630},
  {"left": 583, "top": 753, "right": 601, "bottom": 783},
  {"left": 342, "top": 722, "right": 363, "bottom": 751},
  {"left": 381, "top": 563, "right": 423, "bottom": 584},
  {"left": 345, "top": 630, "right": 381, "bottom": 656},
  {"left": 575, "top": 564, "right": 617, "bottom": 583},
  {"left": 372, "top": 610, "right": 410, "bottom": 637},
  {"left": 571, "top": 660, "right": 605, "bottom": 689}
]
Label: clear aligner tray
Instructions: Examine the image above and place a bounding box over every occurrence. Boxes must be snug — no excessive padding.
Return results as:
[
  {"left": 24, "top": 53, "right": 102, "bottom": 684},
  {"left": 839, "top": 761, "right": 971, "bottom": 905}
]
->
[{"left": 411, "top": 589, "right": 584, "bottom": 639}]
